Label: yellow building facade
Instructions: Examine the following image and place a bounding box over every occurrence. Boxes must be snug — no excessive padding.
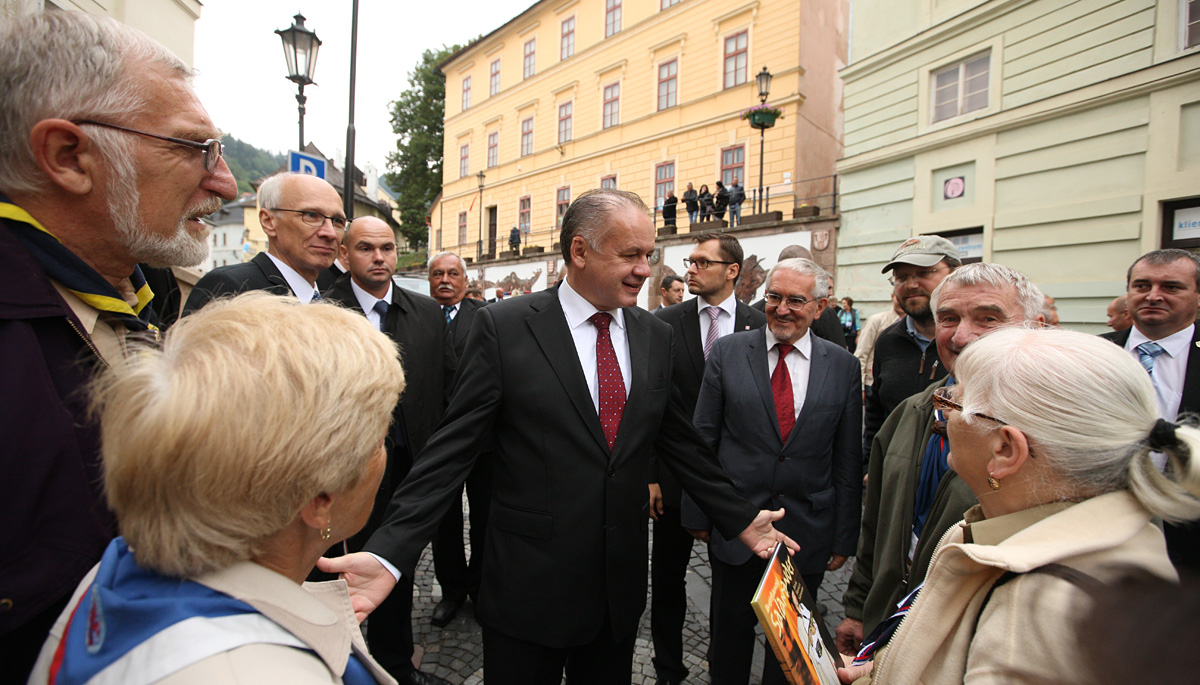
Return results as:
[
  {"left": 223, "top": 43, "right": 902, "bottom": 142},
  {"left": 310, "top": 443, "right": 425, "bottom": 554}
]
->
[{"left": 432, "top": 0, "right": 848, "bottom": 263}]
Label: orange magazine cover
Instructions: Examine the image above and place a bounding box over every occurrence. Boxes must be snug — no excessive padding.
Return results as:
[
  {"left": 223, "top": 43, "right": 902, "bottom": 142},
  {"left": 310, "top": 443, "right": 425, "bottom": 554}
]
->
[{"left": 750, "top": 543, "right": 841, "bottom": 685}]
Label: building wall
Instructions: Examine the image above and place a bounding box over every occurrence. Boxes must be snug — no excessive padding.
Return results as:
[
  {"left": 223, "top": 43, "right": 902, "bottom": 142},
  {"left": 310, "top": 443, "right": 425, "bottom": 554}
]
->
[
  {"left": 836, "top": 0, "right": 1200, "bottom": 332},
  {"left": 19, "top": 0, "right": 205, "bottom": 65},
  {"left": 435, "top": 0, "right": 847, "bottom": 260}
]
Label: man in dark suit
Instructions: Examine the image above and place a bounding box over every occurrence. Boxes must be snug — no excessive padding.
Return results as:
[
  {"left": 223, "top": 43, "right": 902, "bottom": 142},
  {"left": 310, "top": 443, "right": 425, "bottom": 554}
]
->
[
  {"left": 320, "top": 189, "right": 796, "bottom": 683},
  {"left": 324, "top": 217, "right": 456, "bottom": 685},
  {"left": 683, "top": 257, "right": 862, "bottom": 684},
  {"left": 751, "top": 244, "right": 847, "bottom": 350},
  {"left": 649, "top": 232, "right": 765, "bottom": 685},
  {"left": 315, "top": 252, "right": 349, "bottom": 291},
  {"left": 1102, "top": 248, "right": 1200, "bottom": 573},
  {"left": 184, "top": 172, "right": 344, "bottom": 312},
  {"left": 426, "top": 250, "right": 492, "bottom": 628}
]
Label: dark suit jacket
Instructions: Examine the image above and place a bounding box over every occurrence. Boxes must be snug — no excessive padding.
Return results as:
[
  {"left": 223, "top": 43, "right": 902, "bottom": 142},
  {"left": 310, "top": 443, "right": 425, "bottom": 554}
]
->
[
  {"left": 652, "top": 298, "right": 766, "bottom": 504},
  {"left": 752, "top": 298, "right": 847, "bottom": 349},
  {"left": 363, "top": 285, "right": 758, "bottom": 648},
  {"left": 681, "top": 331, "right": 862, "bottom": 573},
  {"left": 1102, "top": 326, "right": 1200, "bottom": 414},
  {"left": 183, "top": 252, "right": 291, "bottom": 313},
  {"left": 447, "top": 296, "right": 486, "bottom": 362},
  {"left": 315, "top": 263, "right": 347, "bottom": 292}
]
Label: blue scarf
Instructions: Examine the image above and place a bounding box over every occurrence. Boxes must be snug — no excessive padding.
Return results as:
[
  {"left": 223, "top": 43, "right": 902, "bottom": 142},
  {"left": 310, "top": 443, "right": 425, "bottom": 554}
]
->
[
  {"left": 911, "top": 376, "right": 954, "bottom": 540},
  {"left": 0, "top": 195, "right": 156, "bottom": 334},
  {"left": 49, "top": 538, "right": 376, "bottom": 685}
]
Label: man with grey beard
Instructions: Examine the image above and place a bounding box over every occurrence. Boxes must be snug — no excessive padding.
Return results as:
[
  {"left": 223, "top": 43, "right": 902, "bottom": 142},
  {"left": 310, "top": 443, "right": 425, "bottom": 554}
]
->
[{"left": 0, "top": 12, "right": 237, "bottom": 681}]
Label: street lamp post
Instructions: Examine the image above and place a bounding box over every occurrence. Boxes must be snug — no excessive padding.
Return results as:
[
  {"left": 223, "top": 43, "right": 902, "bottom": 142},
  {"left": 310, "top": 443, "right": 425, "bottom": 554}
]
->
[
  {"left": 755, "top": 67, "right": 772, "bottom": 215},
  {"left": 477, "top": 171, "right": 485, "bottom": 259},
  {"left": 275, "top": 14, "right": 322, "bottom": 151}
]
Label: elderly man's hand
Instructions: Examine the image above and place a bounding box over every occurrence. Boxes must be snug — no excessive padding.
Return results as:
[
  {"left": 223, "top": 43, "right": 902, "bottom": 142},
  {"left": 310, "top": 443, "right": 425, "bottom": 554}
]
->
[
  {"left": 737, "top": 509, "right": 800, "bottom": 559},
  {"left": 648, "top": 483, "right": 664, "bottom": 521},
  {"left": 835, "top": 617, "right": 864, "bottom": 656},
  {"left": 316, "top": 553, "right": 397, "bottom": 624},
  {"left": 686, "top": 527, "right": 711, "bottom": 543}
]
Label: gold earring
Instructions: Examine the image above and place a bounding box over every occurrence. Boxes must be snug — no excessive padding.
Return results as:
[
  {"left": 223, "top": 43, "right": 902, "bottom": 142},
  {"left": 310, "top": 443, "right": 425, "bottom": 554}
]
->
[
  {"left": 321, "top": 524, "right": 332, "bottom": 541},
  {"left": 987, "top": 475, "right": 1001, "bottom": 491}
]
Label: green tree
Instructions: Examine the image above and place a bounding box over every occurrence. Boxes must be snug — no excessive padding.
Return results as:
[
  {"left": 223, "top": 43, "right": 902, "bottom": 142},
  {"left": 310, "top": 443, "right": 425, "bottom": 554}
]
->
[
  {"left": 220, "top": 136, "right": 285, "bottom": 196},
  {"left": 384, "top": 45, "right": 460, "bottom": 248}
]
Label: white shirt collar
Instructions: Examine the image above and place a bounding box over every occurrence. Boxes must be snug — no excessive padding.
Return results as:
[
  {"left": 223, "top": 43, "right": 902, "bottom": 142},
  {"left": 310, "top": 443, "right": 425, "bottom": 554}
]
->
[
  {"left": 698, "top": 292, "right": 738, "bottom": 319},
  {"left": 1128, "top": 323, "right": 1195, "bottom": 358},
  {"left": 349, "top": 278, "right": 393, "bottom": 314},
  {"left": 764, "top": 326, "right": 813, "bottom": 359},
  {"left": 264, "top": 251, "right": 318, "bottom": 303},
  {"left": 559, "top": 277, "right": 626, "bottom": 332}
]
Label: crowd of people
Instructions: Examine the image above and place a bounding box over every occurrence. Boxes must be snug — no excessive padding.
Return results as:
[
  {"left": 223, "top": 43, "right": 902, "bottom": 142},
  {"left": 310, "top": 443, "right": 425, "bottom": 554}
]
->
[
  {"left": 662, "top": 177, "right": 747, "bottom": 229},
  {"left": 5, "top": 10, "right": 1200, "bottom": 685}
]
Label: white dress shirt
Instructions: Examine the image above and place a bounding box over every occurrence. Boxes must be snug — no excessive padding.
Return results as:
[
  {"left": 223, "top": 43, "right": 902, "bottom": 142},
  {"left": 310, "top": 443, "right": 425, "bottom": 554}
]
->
[
  {"left": 1125, "top": 323, "right": 1193, "bottom": 471},
  {"left": 697, "top": 293, "right": 738, "bottom": 342},
  {"left": 265, "top": 252, "right": 319, "bottom": 303},
  {"left": 559, "top": 277, "right": 632, "bottom": 409},
  {"left": 349, "top": 279, "right": 394, "bottom": 329},
  {"left": 765, "top": 327, "right": 813, "bottom": 418}
]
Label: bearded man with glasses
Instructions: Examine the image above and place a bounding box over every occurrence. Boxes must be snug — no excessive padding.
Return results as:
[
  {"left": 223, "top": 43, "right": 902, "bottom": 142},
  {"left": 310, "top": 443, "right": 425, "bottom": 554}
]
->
[
  {"left": 0, "top": 12, "right": 239, "bottom": 681},
  {"left": 836, "top": 263, "right": 1045, "bottom": 659},
  {"left": 184, "top": 172, "right": 346, "bottom": 312}
]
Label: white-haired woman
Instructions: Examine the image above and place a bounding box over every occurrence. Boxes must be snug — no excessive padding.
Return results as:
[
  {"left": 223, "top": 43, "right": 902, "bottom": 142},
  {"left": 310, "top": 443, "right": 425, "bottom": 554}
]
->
[
  {"left": 840, "top": 326, "right": 1200, "bottom": 684},
  {"left": 29, "top": 292, "right": 405, "bottom": 684}
]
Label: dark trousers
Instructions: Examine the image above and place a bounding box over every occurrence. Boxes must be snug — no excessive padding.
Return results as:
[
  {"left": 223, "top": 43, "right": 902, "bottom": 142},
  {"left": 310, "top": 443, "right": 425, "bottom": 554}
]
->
[
  {"left": 650, "top": 505, "right": 695, "bottom": 682},
  {"left": 708, "top": 553, "right": 824, "bottom": 685},
  {"left": 0, "top": 594, "right": 69, "bottom": 683},
  {"left": 366, "top": 573, "right": 417, "bottom": 678},
  {"left": 432, "top": 453, "right": 493, "bottom": 602},
  {"left": 481, "top": 615, "right": 635, "bottom": 684}
]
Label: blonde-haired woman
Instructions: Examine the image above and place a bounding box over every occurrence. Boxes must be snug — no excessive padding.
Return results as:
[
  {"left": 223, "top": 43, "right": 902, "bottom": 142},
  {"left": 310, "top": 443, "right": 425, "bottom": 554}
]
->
[
  {"left": 841, "top": 326, "right": 1200, "bottom": 684},
  {"left": 30, "top": 292, "right": 405, "bottom": 684}
]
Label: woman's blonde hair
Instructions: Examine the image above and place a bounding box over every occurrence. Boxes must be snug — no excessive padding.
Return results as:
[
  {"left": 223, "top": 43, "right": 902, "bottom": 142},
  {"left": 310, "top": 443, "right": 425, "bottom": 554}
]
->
[
  {"left": 93, "top": 292, "right": 405, "bottom": 576},
  {"left": 954, "top": 326, "right": 1200, "bottom": 521}
]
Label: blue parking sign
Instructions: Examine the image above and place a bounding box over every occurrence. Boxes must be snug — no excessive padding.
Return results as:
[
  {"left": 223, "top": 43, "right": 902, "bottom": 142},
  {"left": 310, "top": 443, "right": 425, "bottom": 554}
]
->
[{"left": 289, "top": 150, "right": 326, "bottom": 178}]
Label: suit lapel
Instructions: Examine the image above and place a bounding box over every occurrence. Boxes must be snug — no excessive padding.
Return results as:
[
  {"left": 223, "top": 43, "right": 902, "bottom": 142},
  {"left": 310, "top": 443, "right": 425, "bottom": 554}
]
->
[
  {"left": 252, "top": 252, "right": 292, "bottom": 296},
  {"left": 680, "top": 299, "right": 705, "bottom": 378},
  {"left": 526, "top": 291, "right": 609, "bottom": 453},
  {"left": 387, "top": 288, "right": 412, "bottom": 355},
  {"left": 790, "top": 336, "right": 830, "bottom": 448},
  {"left": 733, "top": 301, "right": 757, "bottom": 334},
  {"left": 1182, "top": 326, "right": 1200, "bottom": 415},
  {"left": 614, "top": 307, "right": 650, "bottom": 463},
  {"left": 747, "top": 333, "right": 781, "bottom": 442}
]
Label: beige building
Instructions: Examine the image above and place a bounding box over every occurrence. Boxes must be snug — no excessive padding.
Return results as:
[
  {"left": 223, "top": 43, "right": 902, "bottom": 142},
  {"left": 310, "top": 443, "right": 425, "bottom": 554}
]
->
[
  {"left": 430, "top": 0, "right": 849, "bottom": 269},
  {"left": 836, "top": 0, "right": 1200, "bottom": 332},
  {"left": 2, "top": 0, "right": 203, "bottom": 65}
]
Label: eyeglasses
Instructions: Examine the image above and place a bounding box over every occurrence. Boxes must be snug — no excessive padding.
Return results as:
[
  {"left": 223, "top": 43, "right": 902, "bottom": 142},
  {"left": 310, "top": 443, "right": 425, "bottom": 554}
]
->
[
  {"left": 764, "top": 292, "right": 818, "bottom": 310},
  {"left": 889, "top": 266, "right": 948, "bottom": 287},
  {"left": 270, "top": 208, "right": 348, "bottom": 232},
  {"left": 931, "top": 385, "right": 1007, "bottom": 426},
  {"left": 683, "top": 258, "right": 736, "bottom": 270},
  {"left": 73, "top": 120, "right": 224, "bottom": 173}
]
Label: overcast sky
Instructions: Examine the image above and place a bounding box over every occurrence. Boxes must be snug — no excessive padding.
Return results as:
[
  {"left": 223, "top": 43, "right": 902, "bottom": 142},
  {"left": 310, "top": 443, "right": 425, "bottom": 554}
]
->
[{"left": 193, "top": 0, "right": 530, "bottom": 181}]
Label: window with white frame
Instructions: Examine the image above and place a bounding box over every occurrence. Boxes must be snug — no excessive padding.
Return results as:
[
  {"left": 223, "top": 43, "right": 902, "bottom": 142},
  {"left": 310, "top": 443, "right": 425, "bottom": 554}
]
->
[
  {"left": 1187, "top": 0, "right": 1199, "bottom": 49},
  {"left": 459, "top": 144, "right": 469, "bottom": 178},
  {"left": 655, "top": 162, "right": 674, "bottom": 211},
  {"left": 457, "top": 212, "right": 467, "bottom": 245},
  {"left": 519, "top": 196, "right": 531, "bottom": 233},
  {"left": 931, "top": 51, "right": 990, "bottom": 123},
  {"left": 661, "top": 0, "right": 679, "bottom": 8},
  {"left": 521, "top": 117, "right": 534, "bottom": 156},
  {"left": 490, "top": 59, "right": 501, "bottom": 96},
  {"left": 724, "top": 31, "right": 748, "bottom": 89},
  {"left": 721, "top": 146, "right": 744, "bottom": 187},
  {"left": 658, "top": 60, "right": 677, "bottom": 111},
  {"left": 606, "top": 0, "right": 622, "bottom": 37},
  {"left": 461, "top": 76, "right": 471, "bottom": 110},
  {"left": 601, "top": 175, "right": 617, "bottom": 189},
  {"left": 556, "top": 187, "right": 571, "bottom": 227},
  {"left": 603, "top": 83, "right": 620, "bottom": 129},
  {"left": 558, "top": 102, "right": 573, "bottom": 143},
  {"left": 523, "top": 39, "right": 536, "bottom": 79},
  {"left": 487, "top": 132, "right": 498, "bottom": 168},
  {"left": 561, "top": 17, "right": 575, "bottom": 60}
]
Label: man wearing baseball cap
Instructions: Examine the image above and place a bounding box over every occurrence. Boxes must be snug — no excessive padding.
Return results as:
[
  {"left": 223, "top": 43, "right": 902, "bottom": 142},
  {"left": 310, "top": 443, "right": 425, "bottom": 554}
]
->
[{"left": 862, "top": 236, "right": 960, "bottom": 453}]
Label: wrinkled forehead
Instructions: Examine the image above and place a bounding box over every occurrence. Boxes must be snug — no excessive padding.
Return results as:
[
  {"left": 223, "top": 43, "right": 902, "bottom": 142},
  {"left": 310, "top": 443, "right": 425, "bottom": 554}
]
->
[{"left": 936, "top": 283, "right": 1023, "bottom": 320}]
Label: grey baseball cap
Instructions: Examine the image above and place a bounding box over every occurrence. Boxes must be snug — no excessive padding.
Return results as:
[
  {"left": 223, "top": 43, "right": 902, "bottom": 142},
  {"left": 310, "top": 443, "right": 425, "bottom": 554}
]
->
[{"left": 882, "top": 235, "right": 960, "bottom": 273}]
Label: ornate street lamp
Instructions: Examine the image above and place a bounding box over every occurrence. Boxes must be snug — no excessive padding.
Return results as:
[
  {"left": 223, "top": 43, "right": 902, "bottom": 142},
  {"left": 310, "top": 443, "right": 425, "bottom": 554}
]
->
[
  {"left": 275, "top": 13, "right": 322, "bottom": 151},
  {"left": 754, "top": 66, "right": 772, "bottom": 215},
  {"left": 477, "top": 171, "right": 486, "bottom": 258}
]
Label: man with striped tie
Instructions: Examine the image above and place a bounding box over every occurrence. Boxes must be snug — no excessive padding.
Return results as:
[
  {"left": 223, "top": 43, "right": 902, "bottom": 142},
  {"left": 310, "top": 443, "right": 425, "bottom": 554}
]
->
[{"left": 1103, "top": 248, "right": 1200, "bottom": 573}]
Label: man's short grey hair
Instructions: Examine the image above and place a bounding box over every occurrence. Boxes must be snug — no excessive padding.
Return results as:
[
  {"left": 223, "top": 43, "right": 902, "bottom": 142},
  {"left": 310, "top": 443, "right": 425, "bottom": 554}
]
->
[
  {"left": 256, "top": 172, "right": 315, "bottom": 214},
  {"left": 428, "top": 251, "right": 467, "bottom": 275},
  {"left": 1127, "top": 249, "right": 1200, "bottom": 290},
  {"left": 0, "top": 11, "right": 191, "bottom": 196},
  {"left": 930, "top": 262, "right": 1044, "bottom": 321},
  {"left": 765, "top": 258, "right": 829, "bottom": 302},
  {"left": 559, "top": 188, "right": 650, "bottom": 261}
]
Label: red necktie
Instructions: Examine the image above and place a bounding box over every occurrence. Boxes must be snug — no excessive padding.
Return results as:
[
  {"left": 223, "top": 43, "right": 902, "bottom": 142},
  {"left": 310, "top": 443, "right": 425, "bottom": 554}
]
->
[
  {"left": 590, "top": 312, "right": 626, "bottom": 450},
  {"left": 773, "top": 343, "right": 795, "bottom": 442}
]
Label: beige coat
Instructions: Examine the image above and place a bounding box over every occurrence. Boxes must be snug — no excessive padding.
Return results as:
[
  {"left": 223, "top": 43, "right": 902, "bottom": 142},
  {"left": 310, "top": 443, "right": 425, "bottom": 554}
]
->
[
  {"left": 873, "top": 491, "right": 1176, "bottom": 684},
  {"left": 29, "top": 561, "right": 396, "bottom": 684}
]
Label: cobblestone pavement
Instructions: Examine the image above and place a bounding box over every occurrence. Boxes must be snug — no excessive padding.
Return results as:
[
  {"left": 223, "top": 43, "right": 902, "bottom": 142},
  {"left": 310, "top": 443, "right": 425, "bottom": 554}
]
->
[{"left": 395, "top": 495, "right": 852, "bottom": 684}]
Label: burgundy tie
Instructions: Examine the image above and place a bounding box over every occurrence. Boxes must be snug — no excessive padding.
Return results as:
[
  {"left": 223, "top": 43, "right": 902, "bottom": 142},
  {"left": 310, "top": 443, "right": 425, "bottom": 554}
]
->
[
  {"left": 590, "top": 312, "right": 626, "bottom": 450},
  {"left": 773, "top": 343, "right": 795, "bottom": 442}
]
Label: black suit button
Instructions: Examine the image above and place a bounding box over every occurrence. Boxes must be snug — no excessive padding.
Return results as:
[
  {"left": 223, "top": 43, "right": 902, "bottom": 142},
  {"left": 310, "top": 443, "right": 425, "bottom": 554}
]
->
[
  {"left": 609, "top": 468, "right": 616, "bottom": 477},
  {"left": 778, "top": 456, "right": 785, "bottom": 462},
  {"left": 774, "top": 493, "right": 781, "bottom": 499}
]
